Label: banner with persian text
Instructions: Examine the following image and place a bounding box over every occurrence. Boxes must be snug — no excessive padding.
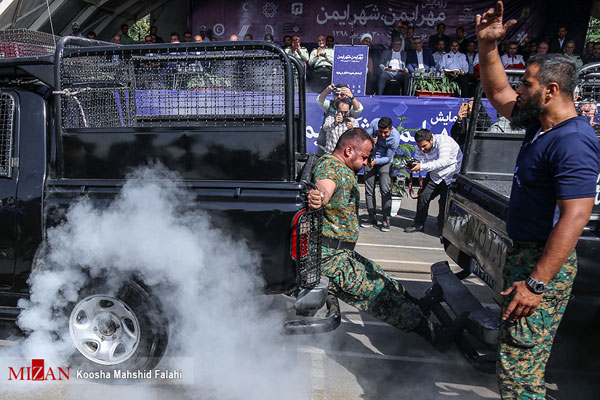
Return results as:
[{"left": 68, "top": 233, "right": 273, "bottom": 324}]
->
[
  {"left": 304, "top": 93, "right": 497, "bottom": 154},
  {"left": 332, "top": 45, "right": 369, "bottom": 94},
  {"left": 190, "top": 0, "right": 547, "bottom": 48}
]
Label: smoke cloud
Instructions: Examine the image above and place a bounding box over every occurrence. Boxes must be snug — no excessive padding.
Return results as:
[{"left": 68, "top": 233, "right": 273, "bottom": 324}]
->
[{"left": 0, "top": 165, "right": 308, "bottom": 399}]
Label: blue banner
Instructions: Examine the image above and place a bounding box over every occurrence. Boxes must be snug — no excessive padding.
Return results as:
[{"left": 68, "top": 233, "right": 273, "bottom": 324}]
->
[
  {"left": 306, "top": 94, "right": 499, "bottom": 154},
  {"left": 332, "top": 45, "right": 369, "bottom": 95}
]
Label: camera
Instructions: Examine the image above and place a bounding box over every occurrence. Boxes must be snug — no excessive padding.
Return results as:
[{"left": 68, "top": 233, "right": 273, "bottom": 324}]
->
[{"left": 406, "top": 158, "right": 418, "bottom": 169}]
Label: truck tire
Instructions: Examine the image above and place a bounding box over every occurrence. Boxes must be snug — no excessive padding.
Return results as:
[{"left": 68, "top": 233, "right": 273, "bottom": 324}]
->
[{"left": 68, "top": 279, "right": 168, "bottom": 372}]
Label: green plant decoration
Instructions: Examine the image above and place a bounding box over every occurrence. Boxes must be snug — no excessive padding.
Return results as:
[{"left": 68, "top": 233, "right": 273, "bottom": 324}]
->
[
  {"left": 413, "top": 72, "right": 460, "bottom": 95},
  {"left": 391, "top": 117, "right": 417, "bottom": 197}
]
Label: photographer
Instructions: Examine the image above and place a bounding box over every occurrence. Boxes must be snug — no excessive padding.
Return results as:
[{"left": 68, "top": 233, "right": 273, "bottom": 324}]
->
[
  {"left": 316, "top": 83, "right": 363, "bottom": 155},
  {"left": 322, "top": 98, "right": 359, "bottom": 154},
  {"left": 450, "top": 98, "right": 492, "bottom": 149},
  {"left": 404, "top": 129, "right": 462, "bottom": 236},
  {"left": 361, "top": 117, "right": 400, "bottom": 232}
]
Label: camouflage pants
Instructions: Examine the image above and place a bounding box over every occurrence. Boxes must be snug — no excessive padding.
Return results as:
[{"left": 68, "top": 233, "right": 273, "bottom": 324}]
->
[
  {"left": 497, "top": 242, "right": 577, "bottom": 399},
  {"left": 321, "top": 247, "right": 423, "bottom": 331}
]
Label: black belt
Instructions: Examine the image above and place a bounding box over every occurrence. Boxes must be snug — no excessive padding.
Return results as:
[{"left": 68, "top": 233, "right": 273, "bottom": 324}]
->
[
  {"left": 322, "top": 237, "right": 356, "bottom": 250},
  {"left": 511, "top": 241, "right": 546, "bottom": 250}
]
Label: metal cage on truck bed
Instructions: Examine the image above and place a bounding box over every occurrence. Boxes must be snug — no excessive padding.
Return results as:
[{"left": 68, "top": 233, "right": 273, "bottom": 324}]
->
[
  {"left": 55, "top": 40, "right": 294, "bottom": 129},
  {"left": 39, "top": 37, "right": 305, "bottom": 182},
  {"left": 576, "top": 61, "right": 600, "bottom": 136}
]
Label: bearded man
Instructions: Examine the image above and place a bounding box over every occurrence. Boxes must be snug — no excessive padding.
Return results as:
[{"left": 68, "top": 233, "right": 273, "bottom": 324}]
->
[{"left": 476, "top": 2, "right": 600, "bottom": 398}]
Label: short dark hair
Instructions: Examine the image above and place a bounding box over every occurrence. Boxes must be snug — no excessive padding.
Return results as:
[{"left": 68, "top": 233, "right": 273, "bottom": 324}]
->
[
  {"left": 527, "top": 53, "right": 576, "bottom": 96},
  {"left": 170, "top": 32, "right": 179, "bottom": 38},
  {"left": 456, "top": 27, "right": 464, "bottom": 33},
  {"left": 335, "top": 128, "right": 372, "bottom": 150},
  {"left": 378, "top": 117, "right": 393, "bottom": 130},
  {"left": 414, "top": 129, "right": 433, "bottom": 142},
  {"left": 326, "top": 35, "right": 334, "bottom": 41},
  {"left": 437, "top": 23, "right": 445, "bottom": 29},
  {"left": 451, "top": 40, "right": 459, "bottom": 46},
  {"left": 333, "top": 97, "right": 353, "bottom": 110},
  {"left": 334, "top": 83, "right": 349, "bottom": 89}
]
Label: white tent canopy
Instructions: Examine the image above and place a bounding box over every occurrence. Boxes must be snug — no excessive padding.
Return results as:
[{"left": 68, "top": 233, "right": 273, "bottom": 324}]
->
[{"left": 0, "top": 0, "right": 184, "bottom": 41}]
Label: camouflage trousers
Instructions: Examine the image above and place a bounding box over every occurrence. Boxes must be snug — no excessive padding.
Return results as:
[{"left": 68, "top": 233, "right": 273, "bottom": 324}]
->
[
  {"left": 497, "top": 241, "right": 577, "bottom": 399},
  {"left": 321, "top": 247, "right": 423, "bottom": 331}
]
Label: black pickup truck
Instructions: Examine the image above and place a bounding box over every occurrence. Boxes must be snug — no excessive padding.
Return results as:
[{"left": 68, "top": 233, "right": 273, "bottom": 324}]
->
[
  {"left": 0, "top": 30, "right": 338, "bottom": 370},
  {"left": 430, "top": 69, "right": 600, "bottom": 383}
]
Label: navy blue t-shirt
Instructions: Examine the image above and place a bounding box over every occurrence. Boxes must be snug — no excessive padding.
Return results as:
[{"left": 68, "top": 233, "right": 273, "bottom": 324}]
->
[{"left": 506, "top": 116, "right": 600, "bottom": 242}]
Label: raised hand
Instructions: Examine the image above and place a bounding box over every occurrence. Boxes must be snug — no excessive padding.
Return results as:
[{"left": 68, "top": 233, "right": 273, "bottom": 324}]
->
[{"left": 475, "top": 1, "right": 517, "bottom": 44}]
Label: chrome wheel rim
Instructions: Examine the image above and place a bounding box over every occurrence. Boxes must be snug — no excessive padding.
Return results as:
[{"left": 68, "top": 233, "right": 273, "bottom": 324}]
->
[{"left": 69, "top": 295, "right": 140, "bottom": 365}]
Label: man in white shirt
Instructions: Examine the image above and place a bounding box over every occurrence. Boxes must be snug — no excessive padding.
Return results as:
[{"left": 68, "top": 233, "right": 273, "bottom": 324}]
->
[
  {"left": 309, "top": 35, "right": 335, "bottom": 92},
  {"left": 404, "top": 129, "right": 462, "bottom": 236},
  {"left": 500, "top": 41, "right": 526, "bottom": 69},
  {"left": 438, "top": 40, "right": 470, "bottom": 96},
  {"left": 377, "top": 39, "right": 410, "bottom": 95}
]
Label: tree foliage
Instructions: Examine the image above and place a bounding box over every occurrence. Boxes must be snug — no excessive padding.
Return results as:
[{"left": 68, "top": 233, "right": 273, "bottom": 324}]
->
[
  {"left": 129, "top": 14, "right": 150, "bottom": 42},
  {"left": 586, "top": 16, "right": 600, "bottom": 43}
]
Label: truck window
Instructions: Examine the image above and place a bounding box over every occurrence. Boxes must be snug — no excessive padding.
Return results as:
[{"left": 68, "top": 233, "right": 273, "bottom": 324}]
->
[{"left": 0, "top": 93, "right": 15, "bottom": 178}]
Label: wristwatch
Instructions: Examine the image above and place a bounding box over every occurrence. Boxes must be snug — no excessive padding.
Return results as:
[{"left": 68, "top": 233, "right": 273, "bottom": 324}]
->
[
  {"left": 349, "top": 96, "right": 355, "bottom": 101},
  {"left": 526, "top": 276, "right": 547, "bottom": 294}
]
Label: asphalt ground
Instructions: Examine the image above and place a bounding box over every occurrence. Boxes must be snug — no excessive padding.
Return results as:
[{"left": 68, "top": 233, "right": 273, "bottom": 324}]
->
[{"left": 0, "top": 184, "right": 596, "bottom": 399}]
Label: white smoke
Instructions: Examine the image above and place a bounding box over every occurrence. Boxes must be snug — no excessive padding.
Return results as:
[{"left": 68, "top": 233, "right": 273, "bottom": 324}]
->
[{"left": 1, "top": 165, "right": 308, "bottom": 399}]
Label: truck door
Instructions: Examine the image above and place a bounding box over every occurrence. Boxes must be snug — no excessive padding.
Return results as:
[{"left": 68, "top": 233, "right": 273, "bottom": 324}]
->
[{"left": 0, "top": 91, "right": 18, "bottom": 289}]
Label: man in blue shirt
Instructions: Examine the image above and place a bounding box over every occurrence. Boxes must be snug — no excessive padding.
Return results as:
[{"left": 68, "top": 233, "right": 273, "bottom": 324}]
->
[
  {"left": 361, "top": 117, "right": 400, "bottom": 232},
  {"left": 477, "top": 3, "right": 600, "bottom": 398}
]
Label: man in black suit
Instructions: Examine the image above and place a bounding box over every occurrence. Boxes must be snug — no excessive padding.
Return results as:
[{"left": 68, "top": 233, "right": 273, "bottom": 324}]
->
[
  {"left": 406, "top": 37, "right": 436, "bottom": 73},
  {"left": 377, "top": 39, "right": 410, "bottom": 95},
  {"left": 428, "top": 23, "right": 451, "bottom": 52},
  {"left": 548, "top": 26, "right": 570, "bottom": 53}
]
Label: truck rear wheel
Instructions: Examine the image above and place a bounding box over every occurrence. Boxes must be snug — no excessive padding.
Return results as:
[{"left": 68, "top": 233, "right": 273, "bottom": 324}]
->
[{"left": 68, "top": 280, "right": 168, "bottom": 372}]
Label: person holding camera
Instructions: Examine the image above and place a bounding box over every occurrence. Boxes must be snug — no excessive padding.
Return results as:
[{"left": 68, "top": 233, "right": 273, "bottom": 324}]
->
[
  {"left": 361, "top": 117, "right": 400, "bottom": 232},
  {"left": 404, "top": 129, "right": 462, "bottom": 236},
  {"left": 322, "top": 98, "right": 359, "bottom": 154},
  {"left": 315, "top": 83, "right": 364, "bottom": 155}
]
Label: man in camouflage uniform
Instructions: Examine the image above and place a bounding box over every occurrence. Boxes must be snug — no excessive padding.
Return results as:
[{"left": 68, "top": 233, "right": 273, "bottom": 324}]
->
[
  {"left": 477, "top": 3, "right": 600, "bottom": 398},
  {"left": 307, "top": 128, "right": 465, "bottom": 348}
]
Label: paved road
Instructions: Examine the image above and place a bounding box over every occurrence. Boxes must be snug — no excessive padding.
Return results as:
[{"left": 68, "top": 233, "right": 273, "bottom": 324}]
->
[{"left": 0, "top": 186, "right": 595, "bottom": 399}]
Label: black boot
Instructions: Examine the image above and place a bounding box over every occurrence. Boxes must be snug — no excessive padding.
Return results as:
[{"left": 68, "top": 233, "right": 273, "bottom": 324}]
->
[
  {"left": 417, "top": 283, "right": 443, "bottom": 316},
  {"left": 413, "top": 313, "right": 468, "bottom": 352}
]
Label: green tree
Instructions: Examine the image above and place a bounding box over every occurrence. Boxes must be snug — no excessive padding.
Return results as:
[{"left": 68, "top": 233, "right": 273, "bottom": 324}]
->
[
  {"left": 586, "top": 16, "right": 600, "bottom": 44},
  {"left": 129, "top": 14, "right": 150, "bottom": 42}
]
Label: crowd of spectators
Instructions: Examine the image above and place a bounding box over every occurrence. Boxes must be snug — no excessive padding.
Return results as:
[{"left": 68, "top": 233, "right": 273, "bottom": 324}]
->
[{"left": 69, "top": 20, "right": 596, "bottom": 96}]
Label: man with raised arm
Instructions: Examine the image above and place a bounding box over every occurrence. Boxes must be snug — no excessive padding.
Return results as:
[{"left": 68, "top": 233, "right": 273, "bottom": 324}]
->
[{"left": 476, "top": 2, "right": 600, "bottom": 398}]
